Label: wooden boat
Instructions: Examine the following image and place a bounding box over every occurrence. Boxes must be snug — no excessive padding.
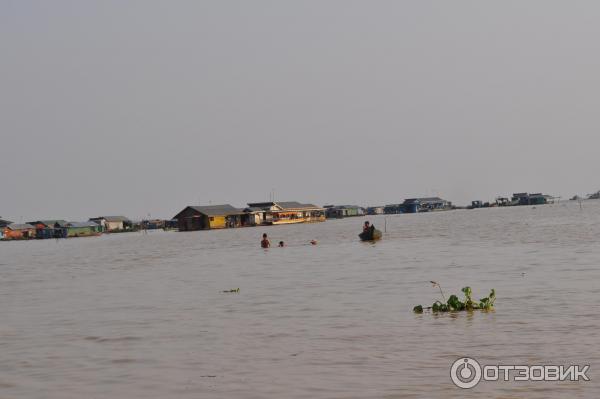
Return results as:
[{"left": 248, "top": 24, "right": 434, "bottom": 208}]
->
[{"left": 359, "top": 227, "right": 382, "bottom": 241}]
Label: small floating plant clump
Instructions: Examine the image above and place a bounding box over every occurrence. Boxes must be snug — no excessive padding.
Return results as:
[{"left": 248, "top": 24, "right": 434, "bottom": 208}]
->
[{"left": 413, "top": 282, "right": 495, "bottom": 313}]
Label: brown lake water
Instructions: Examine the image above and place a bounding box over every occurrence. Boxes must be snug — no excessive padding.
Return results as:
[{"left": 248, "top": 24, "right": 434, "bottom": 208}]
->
[{"left": 1, "top": 201, "right": 599, "bottom": 398}]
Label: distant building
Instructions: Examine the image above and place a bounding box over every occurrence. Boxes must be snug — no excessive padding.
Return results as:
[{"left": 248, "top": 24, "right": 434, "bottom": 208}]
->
[
  {"left": 246, "top": 201, "right": 325, "bottom": 225},
  {"left": 366, "top": 206, "right": 384, "bottom": 215},
  {"left": 402, "top": 197, "right": 452, "bottom": 213},
  {"left": 529, "top": 193, "right": 549, "bottom": 205},
  {"left": 3, "top": 223, "right": 36, "bottom": 240},
  {"left": 510, "top": 193, "right": 554, "bottom": 206},
  {"left": 470, "top": 201, "right": 483, "bottom": 209},
  {"left": 139, "top": 219, "right": 183, "bottom": 230},
  {"left": 0, "top": 218, "right": 12, "bottom": 228},
  {"left": 28, "top": 220, "right": 68, "bottom": 239},
  {"left": 173, "top": 205, "right": 245, "bottom": 231},
  {"left": 384, "top": 204, "right": 403, "bottom": 214},
  {"left": 164, "top": 219, "right": 179, "bottom": 230},
  {"left": 141, "top": 219, "right": 166, "bottom": 230},
  {"left": 65, "top": 221, "right": 102, "bottom": 237},
  {"left": 496, "top": 197, "right": 510, "bottom": 206},
  {"left": 323, "top": 205, "right": 364, "bottom": 218},
  {"left": 241, "top": 206, "right": 268, "bottom": 226},
  {"left": 89, "top": 216, "right": 130, "bottom": 232},
  {"left": 511, "top": 193, "right": 530, "bottom": 206}
]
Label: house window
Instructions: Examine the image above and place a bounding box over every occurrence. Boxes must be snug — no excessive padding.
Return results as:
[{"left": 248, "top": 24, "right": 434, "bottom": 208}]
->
[{"left": 209, "top": 217, "right": 214, "bottom": 221}]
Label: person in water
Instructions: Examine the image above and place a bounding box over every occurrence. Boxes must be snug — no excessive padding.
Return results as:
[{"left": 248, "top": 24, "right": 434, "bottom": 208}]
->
[
  {"left": 278, "top": 241, "right": 285, "bottom": 247},
  {"left": 261, "top": 233, "right": 270, "bottom": 248},
  {"left": 363, "top": 221, "right": 375, "bottom": 237}
]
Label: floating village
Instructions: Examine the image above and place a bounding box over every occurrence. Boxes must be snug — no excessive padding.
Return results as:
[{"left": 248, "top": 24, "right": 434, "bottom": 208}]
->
[{"left": 1, "top": 190, "right": 599, "bottom": 241}]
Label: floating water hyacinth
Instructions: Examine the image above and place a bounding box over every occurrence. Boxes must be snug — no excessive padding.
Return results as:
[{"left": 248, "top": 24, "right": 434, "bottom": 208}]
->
[{"left": 413, "top": 285, "right": 495, "bottom": 313}]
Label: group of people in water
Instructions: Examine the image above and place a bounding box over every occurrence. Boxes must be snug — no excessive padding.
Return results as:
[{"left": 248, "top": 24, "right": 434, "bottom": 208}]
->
[
  {"left": 260, "top": 233, "right": 317, "bottom": 248},
  {"left": 260, "top": 233, "right": 281, "bottom": 248},
  {"left": 260, "top": 221, "right": 376, "bottom": 248}
]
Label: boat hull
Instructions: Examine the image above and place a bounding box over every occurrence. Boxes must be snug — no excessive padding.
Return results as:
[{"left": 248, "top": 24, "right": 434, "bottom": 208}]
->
[{"left": 359, "top": 229, "right": 382, "bottom": 241}]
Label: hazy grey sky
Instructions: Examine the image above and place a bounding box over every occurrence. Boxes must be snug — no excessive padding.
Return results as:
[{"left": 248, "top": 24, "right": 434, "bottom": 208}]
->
[{"left": 2, "top": 1, "right": 599, "bottom": 221}]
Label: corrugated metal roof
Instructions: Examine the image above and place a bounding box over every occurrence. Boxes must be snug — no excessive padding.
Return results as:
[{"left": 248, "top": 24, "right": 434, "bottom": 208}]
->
[
  {"left": 277, "top": 201, "right": 322, "bottom": 210},
  {"left": 28, "top": 220, "right": 68, "bottom": 227},
  {"left": 404, "top": 197, "right": 447, "bottom": 204},
  {"left": 184, "top": 204, "right": 243, "bottom": 217},
  {"left": 67, "top": 221, "right": 100, "bottom": 228},
  {"left": 247, "top": 202, "right": 276, "bottom": 208},
  {"left": 90, "top": 216, "right": 130, "bottom": 222},
  {"left": 7, "top": 223, "right": 35, "bottom": 230}
]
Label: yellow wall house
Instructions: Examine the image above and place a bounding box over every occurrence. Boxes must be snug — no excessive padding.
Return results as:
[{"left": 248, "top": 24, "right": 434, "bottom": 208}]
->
[{"left": 173, "top": 204, "right": 244, "bottom": 231}]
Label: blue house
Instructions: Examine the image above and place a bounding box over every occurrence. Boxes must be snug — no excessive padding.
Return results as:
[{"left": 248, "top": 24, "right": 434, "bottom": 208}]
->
[{"left": 402, "top": 197, "right": 452, "bottom": 213}]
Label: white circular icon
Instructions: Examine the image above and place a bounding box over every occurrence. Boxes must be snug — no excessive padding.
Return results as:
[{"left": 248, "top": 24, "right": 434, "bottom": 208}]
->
[{"left": 450, "top": 357, "right": 482, "bottom": 389}]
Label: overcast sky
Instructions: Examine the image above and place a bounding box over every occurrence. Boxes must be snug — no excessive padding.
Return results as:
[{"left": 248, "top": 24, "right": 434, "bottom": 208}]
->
[{"left": 1, "top": 1, "right": 599, "bottom": 221}]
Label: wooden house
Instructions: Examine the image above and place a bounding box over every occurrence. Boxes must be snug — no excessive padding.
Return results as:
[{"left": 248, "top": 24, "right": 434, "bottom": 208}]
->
[
  {"left": 173, "top": 205, "right": 245, "bottom": 231},
  {"left": 3, "top": 223, "right": 36, "bottom": 240}
]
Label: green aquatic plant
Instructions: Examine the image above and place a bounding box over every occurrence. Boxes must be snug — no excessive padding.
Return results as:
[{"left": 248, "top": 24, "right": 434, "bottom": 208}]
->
[
  {"left": 413, "top": 285, "right": 496, "bottom": 313},
  {"left": 462, "top": 286, "right": 475, "bottom": 310},
  {"left": 479, "top": 289, "right": 496, "bottom": 310}
]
